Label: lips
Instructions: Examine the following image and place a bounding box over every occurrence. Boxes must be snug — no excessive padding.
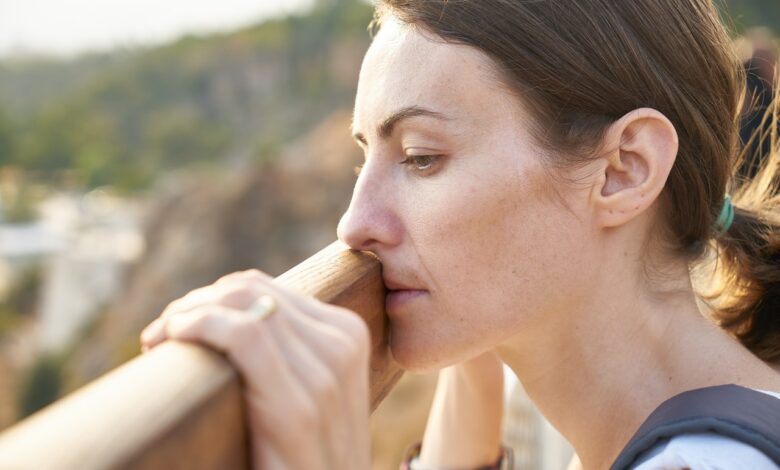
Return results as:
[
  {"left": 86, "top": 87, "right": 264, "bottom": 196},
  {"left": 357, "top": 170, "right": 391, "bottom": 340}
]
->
[
  {"left": 383, "top": 277, "right": 420, "bottom": 291},
  {"left": 383, "top": 275, "right": 428, "bottom": 311},
  {"left": 385, "top": 289, "right": 427, "bottom": 311}
]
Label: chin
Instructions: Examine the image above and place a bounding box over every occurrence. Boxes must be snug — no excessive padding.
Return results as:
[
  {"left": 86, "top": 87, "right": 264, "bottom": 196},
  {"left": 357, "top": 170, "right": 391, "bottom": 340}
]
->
[
  {"left": 387, "top": 326, "right": 464, "bottom": 373},
  {"left": 387, "top": 330, "right": 434, "bottom": 372}
]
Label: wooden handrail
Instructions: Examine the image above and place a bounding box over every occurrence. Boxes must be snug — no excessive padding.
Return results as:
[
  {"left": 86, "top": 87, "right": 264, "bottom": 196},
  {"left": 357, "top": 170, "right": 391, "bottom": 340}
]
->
[{"left": 0, "top": 241, "right": 404, "bottom": 469}]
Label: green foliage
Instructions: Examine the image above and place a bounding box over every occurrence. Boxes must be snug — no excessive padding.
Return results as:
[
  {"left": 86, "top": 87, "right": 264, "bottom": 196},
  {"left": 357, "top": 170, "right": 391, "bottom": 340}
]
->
[
  {"left": 0, "top": 0, "right": 374, "bottom": 192},
  {"left": 0, "top": 266, "right": 43, "bottom": 336},
  {"left": 0, "top": 309, "right": 20, "bottom": 336},
  {"left": 0, "top": 53, "right": 133, "bottom": 118},
  {"left": 17, "top": 354, "right": 63, "bottom": 419},
  {"left": 0, "top": 108, "right": 14, "bottom": 167},
  {"left": 141, "top": 107, "right": 231, "bottom": 169},
  {"left": 721, "top": 0, "right": 780, "bottom": 33},
  {"left": 0, "top": 108, "right": 16, "bottom": 166}
]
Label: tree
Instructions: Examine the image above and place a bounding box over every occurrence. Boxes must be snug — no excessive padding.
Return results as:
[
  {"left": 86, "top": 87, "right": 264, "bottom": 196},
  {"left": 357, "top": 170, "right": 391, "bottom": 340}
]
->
[{"left": 17, "top": 355, "right": 62, "bottom": 419}]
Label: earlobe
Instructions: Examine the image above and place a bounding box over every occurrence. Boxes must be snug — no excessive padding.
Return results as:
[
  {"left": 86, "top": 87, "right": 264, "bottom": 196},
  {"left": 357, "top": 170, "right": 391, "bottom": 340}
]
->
[{"left": 592, "top": 108, "right": 679, "bottom": 229}]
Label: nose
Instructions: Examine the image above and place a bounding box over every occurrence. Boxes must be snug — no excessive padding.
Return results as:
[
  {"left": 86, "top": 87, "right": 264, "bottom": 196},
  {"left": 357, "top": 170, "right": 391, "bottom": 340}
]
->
[{"left": 337, "top": 163, "right": 401, "bottom": 253}]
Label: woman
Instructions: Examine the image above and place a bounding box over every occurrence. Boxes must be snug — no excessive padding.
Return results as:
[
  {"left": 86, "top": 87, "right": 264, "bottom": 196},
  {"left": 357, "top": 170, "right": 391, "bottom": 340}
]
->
[{"left": 140, "top": 1, "right": 780, "bottom": 468}]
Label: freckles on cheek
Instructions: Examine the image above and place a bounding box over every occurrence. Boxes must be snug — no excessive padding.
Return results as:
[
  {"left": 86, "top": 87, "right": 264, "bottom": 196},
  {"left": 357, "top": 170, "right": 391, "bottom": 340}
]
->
[{"left": 424, "top": 177, "right": 526, "bottom": 276}]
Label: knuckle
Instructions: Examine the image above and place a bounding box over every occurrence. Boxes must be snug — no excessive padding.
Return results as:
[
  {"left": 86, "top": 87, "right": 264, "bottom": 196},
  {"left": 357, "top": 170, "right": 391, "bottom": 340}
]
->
[
  {"left": 218, "top": 285, "right": 256, "bottom": 306},
  {"left": 162, "top": 287, "right": 210, "bottom": 316},
  {"left": 165, "top": 312, "right": 198, "bottom": 337},
  {"left": 162, "top": 297, "right": 186, "bottom": 316},
  {"left": 222, "top": 269, "right": 266, "bottom": 283},
  {"left": 243, "top": 269, "right": 265, "bottom": 278}
]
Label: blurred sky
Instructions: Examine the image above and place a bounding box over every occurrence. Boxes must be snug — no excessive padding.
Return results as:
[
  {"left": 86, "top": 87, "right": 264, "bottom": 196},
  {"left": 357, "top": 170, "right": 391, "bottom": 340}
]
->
[{"left": 0, "top": 0, "right": 314, "bottom": 58}]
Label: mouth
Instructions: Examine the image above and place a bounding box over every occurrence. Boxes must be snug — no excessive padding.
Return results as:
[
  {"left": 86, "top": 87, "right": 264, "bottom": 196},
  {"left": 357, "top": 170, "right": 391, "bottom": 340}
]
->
[
  {"left": 383, "top": 277, "right": 428, "bottom": 312},
  {"left": 385, "top": 289, "right": 427, "bottom": 310}
]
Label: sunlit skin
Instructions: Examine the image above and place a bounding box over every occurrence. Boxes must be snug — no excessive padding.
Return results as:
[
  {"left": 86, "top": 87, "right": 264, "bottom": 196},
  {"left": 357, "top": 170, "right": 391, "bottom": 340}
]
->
[
  {"left": 338, "top": 17, "right": 780, "bottom": 469},
  {"left": 340, "top": 18, "right": 587, "bottom": 370}
]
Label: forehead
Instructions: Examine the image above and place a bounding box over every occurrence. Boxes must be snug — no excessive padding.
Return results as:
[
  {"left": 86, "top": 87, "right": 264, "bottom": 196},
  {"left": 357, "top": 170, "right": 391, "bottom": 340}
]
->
[{"left": 353, "top": 17, "right": 514, "bottom": 131}]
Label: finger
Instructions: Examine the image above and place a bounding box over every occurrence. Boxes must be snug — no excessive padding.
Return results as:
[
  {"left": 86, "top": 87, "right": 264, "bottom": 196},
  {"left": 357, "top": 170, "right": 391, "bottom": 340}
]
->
[
  {"left": 160, "top": 293, "right": 368, "bottom": 469},
  {"left": 159, "top": 269, "right": 273, "bottom": 319},
  {"left": 144, "top": 284, "right": 254, "bottom": 351},
  {"left": 160, "top": 303, "right": 265, "bottom": 356},
  {"left": 246, "top": 293, "right": 369, "bottom": 467},
  {"left": 159, "top": 303, "right": 320, "bottom": 396},
  {"left": 231, "top": 311, "right": 345, "bottom": 470},
  {"left": 140, "top": 317, "right": 165, "bottom": 351},
  {"left": 224, "top": 273, "right": 370, "bottom": 343},
  {"left": 143, "top": 271, "right": 272, "bottom": 352},
  {"left": 160, "top": 303, "right": 329, "bottom": 467},
  {"left": 210, "top": 268, "right": 356, "bottom": 327},
  {"left": 163, "top": 268, "right": 366, "bottom": 343},
  {"left": 142, "top": 302, "right": 257, "bottom": 351},
  {"left": 140, "top": 280, "right": 322, "bottom": 353},
  {"left": 236, "top": 281, "right": 371, "bottom": 414},
  {"left": 214, "top": 268, "right": 273, "bottom": 286},
  {"left": 160, "top": 282, "right": 257, "bottom": 319}
]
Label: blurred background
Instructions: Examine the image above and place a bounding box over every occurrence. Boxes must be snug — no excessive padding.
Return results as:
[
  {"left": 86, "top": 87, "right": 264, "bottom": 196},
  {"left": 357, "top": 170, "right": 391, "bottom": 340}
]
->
[{"left": 0, "top": 0, "right": 776, "bottom": 468}]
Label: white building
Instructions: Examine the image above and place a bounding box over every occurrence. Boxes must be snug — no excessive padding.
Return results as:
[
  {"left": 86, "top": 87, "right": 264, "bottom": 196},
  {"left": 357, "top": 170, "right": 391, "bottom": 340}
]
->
[{"left": 0, "top": 190, "right": 144, "bottom": 353}]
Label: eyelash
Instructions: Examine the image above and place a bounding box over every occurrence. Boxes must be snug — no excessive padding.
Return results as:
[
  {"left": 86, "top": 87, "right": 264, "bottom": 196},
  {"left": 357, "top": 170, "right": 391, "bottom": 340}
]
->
[
  {"left": 401, "top": 154, "right": 439, "bottom": 172},
  {"left": 353, "top": 155, "right": 440, "bottom": 177}
]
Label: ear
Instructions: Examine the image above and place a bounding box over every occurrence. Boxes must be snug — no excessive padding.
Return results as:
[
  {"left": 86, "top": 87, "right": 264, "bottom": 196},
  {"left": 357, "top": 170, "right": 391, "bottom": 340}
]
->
[{"left": 591, "top": 108, "right": 679, "bottom": 229}]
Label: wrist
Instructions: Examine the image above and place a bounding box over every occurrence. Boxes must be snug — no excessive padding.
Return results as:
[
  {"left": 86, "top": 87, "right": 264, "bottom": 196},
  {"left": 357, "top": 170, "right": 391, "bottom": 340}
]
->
[{"left": 401, "top": 442, "right": 513, "bottom": 470}]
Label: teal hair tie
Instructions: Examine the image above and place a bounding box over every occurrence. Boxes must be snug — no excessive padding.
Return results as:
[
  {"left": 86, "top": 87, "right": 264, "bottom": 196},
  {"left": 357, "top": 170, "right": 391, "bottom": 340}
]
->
[{"left": 716, "top": 195, "right": 735, "bottom": 233}]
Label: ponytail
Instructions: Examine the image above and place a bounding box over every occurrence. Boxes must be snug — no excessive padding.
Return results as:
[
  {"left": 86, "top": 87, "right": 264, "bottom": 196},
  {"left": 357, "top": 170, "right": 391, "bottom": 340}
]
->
[{"left": 705, "top": 91, "right": 780, "bottom": 363}]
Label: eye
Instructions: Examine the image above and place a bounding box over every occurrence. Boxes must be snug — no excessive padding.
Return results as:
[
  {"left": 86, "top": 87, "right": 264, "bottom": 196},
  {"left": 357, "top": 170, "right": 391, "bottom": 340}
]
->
[{"left": 400, "top": 154, "right": 440, "bottom": 173}]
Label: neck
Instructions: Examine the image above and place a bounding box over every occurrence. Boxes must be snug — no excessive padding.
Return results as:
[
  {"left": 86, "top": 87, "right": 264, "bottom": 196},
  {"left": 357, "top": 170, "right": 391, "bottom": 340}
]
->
[{"left": 495, "top": 243, "right": 778, "bottom": 469}]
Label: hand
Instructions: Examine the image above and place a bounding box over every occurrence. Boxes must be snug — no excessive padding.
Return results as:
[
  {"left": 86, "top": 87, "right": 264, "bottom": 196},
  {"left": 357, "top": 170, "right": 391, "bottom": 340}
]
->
[{"left": 139, "top": 269, "right": 372, "bottom": 470}]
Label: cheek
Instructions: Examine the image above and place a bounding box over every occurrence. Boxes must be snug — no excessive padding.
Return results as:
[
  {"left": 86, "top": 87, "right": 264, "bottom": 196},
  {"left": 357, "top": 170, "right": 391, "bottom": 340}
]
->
[
  {"left": 418, "top": 161, "right": 556, "bottom": 296},
  {"left": 389, "top": 148, "right": 591, "bottom": 370},
  {"left": 389, "top": 179, "right": 540, "bottom": 369},
  {"left": 405, "top": 160, "right": 582, "bottom": 348}
]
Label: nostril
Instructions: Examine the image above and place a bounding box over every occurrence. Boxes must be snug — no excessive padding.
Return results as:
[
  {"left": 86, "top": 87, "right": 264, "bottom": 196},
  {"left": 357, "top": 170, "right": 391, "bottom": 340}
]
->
[
  {"left": 354, "top": 238, "right": 380, "bottom": 252},
  {"left": 340, "top": 230, "right": 375, "bottom": 252}
]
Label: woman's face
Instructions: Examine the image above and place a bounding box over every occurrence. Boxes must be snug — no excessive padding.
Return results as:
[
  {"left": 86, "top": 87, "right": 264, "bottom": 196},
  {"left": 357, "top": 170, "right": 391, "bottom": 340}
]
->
[{"left": 338, "top": 17, "right": 595, "bottom": 371}]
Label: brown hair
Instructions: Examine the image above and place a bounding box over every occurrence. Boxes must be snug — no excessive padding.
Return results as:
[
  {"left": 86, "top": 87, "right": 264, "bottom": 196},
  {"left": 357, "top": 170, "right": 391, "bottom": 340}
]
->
[{"left": 372, "top": 1, "right": 780, "bottom": 361}]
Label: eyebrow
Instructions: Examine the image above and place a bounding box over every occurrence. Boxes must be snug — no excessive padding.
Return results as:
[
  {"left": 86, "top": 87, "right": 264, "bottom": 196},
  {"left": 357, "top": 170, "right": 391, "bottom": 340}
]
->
[{"left": 351, "top": 106, "right": 452, "bottom": 145}]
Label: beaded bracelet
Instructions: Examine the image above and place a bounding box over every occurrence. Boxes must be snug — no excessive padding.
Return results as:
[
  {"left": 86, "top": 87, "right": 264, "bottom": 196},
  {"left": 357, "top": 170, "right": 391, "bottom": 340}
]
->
[{"left": 399, "top": 442, "right": 514, "bottom": 470}]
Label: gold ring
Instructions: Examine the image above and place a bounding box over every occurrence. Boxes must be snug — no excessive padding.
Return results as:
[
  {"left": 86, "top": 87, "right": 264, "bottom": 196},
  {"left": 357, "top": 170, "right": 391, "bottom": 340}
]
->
[{"left": 247, "top": 295, "right": 277, "bottom": 322}]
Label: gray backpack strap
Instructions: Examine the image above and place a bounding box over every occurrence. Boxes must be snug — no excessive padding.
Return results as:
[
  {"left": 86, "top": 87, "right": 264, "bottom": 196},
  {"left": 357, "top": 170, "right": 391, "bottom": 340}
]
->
[{"left": 610, "top": 384, "right": 780, "bottom": 470}]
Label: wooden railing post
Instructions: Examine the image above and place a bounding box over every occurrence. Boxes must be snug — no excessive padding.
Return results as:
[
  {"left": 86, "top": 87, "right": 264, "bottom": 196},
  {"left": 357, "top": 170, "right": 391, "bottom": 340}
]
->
[{"left": 0, "top": 241, "right": 404, "bottom": 469}]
